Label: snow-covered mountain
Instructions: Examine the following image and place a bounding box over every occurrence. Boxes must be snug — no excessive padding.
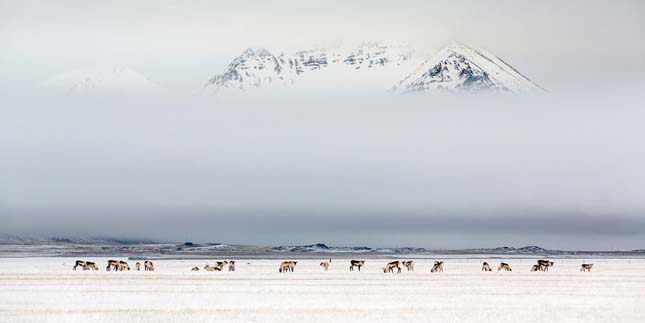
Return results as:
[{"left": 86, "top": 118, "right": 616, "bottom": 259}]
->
[
  {"left": 43, "top": 66, "right": 163, "bottom": 95},
  {"left": 204, "top": 43, "right": 422, "bottom": 94},
  {"left": 206, "top": 42, "right": 543, "bottom": 95},
  {"left": 394, "top": 42, "right": 544, "bottom": 94}
]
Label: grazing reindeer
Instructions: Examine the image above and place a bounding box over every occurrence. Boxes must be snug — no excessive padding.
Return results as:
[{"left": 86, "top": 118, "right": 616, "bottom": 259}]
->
[
  {"left": 215, "top": 261, "right": 229, "bottom": 270},
  {"left": 402, "top": 260, "right": 414, "bottom": 271},
  {"left": 580, "top": 264, "right": 594, "bottom": 272},
  {"left": 73, "top": 260, "right": 87, "bottom": 270},
  {"left": 431, "top": 261, "right": 444, "bottom": 273},
  {"left": 106, "top": 260, "right": 119, "bottom": 271},
  {"left": 228, "top": 261, "right": 236, "bottom": 272},
  {"left": 85, "top": 261, "right": 98, "bottom": 270},
  {"left": 530, "top": 264, "right": 541, "bottom": 272},
  {"left": 191, "top": 266, "right": 200, "bottom": 271},
  {"left": 278, "top": 261, "right": 297, "bottom": 272},
  {"left": 204, "top": 265, "right": 221, "bottom": 271},
  {"left": 144, "top": 261, "right": 154, "bottom": 271},
  {"left": 481, "top": 262, "right": 492, "bottom": 272},
  {"left": 117, "top": 261, "right": 130, "bottom": 271},
  {"left": 320, "top": 261, "right": 330, "bottom": 271},
  {"left": 349, "top": 260, "right": 365, "bottom": 271},
  {"left": 135, "top": 262, "right": 141, "bottom": 271},
  {"left": 383, "top": 261, "right": 401, "bottom": 274},
  {"left": 498, "top": 262, "right": 512, "bottom": 272},
  {"left": 537, "top": 260, "right": 554, "bottom": 271}
]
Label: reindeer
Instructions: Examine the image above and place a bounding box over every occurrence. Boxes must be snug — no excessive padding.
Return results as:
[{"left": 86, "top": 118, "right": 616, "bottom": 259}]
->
[
  {"left": 117, "top": 261, "right": 130, "bottom": 271},
  {"left": 73, "top": 260, "right": 87, "bottom": 270},
  {"left": 215, "top": 261, "right": 229, "bottom": 270},
  {"left": 279, "top": 261, "right": 297, "bottom": 272},
  {"left": 85, "top": 261, "right": 98, "bottom": 270},
  {"left": 481, "top": 262, "right": 492, "bottom": 272},
  {"left": 383, "top": 261, "right": 401, "bottom": 274},
  {"left": 191, "top": 266, "right": 200, "bottom": 271},
  {"left": 144, "top": 261, "right": 154, "bottom": 271},
  {"left": 402, "top": 260, "right": 414, "bottom": 271},
  {"left": 537, "top": 260, "right": 554, "bottom": 271},
  {"left": 349, "top": 260, "right": 365, "bottom": 271},
  {"left": 204, "top": 265, "right": 221, "bottom": 271},
  {"left": 228, "top": 261, "right": 236, "bottom": 272},
  {"left": 431, "top": 261, "right": 444, "bottom": 273},
  {"left": 106, "top": 260, "right": 119, "bottom": 271},
  {"left": 320, "top": 261, "right": 330, "bottom": 271},
  {"left": 498, "top": 262, "right": 512, "bottom": 271},
  {"left": 580, "top": 264, "right": 594, "bottom": 272},
  {"left": 135, "top": 262, "right": 141, "bottom": 271}
]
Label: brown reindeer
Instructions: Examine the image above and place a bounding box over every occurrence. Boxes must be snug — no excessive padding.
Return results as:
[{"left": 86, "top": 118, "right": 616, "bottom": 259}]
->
[
  {"left": 228, "top": 261, "right": 236, "bottom": 272},
  {"left": 135, "top": 262, "right": 141, "bottom": 271},
  {"left": 383, "top": 261, "right": 401, "bottom": 274},
  {"left": 481, "top": 262, "right": 492, "bottom": 272},
  {"left": 144, "top": 261, "right": 154, "bottom": 271},
  {"left": 191, "top": 266, "right": 200, "bottom": 271},
  {"left": 402, "top": 260, "right": 414, "bottom": 271},
  {"left": 73, "top": 260, "right": 87, "bottom": 270},
  {"left": 498, "top": 262, "right": 512, "bottom": 272},
  {"left": 580, "top": 264, "right": 594, "bottom": 272},
  {"left": 431, "top": 261, "right": 444, "bottom": 273},
  {"left": 537, "top": 260, "right": 554, "bottom": 271},
  {"left": 215, "top": 261, "right": 229, "bottom": 270},
  {"left": 530, "top": 264, "right": 540, "bottom": 272},
  {"left": 320, "top": 261, "right": 330, "bottom": 271},
  {"left": 106, "top": 260, "right": 119, "bottom": 271},
  {"left": 349, "top": 260, "right": 365, "bottom": 271},
  {"left": 85, "top": 261, "right": 98, "bottom": 270},
  {"left": 117, "top": 261, "right": 130, "bottom": 271}
]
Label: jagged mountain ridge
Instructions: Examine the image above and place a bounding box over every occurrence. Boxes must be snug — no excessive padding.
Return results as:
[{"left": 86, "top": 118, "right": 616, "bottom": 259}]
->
[
  {"left": 205, "top": 42, "right": 543, "bottom": 94},
  {"left": 205, "top": 43, "right": 421, "bottom": 93}
]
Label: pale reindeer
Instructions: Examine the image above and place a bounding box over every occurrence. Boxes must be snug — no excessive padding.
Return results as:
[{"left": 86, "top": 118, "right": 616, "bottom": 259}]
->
[
  {"left": 279, "top": 261, "right": 297, "bottom": 273},
  {"left": 402, "top": 260, "right": 414, "bottom": 271},
  {"left": 481, "top": 262, "right": 492, "bottom": 272},
  {"left": 320, "top": 261, "right": 330, "bottom": 271},
  {"left": 580, "top": 264, "right": 594, "bottom": 272},
  {"left": 431, "top": 261, "right": 444, "bottom": 273},
  {"left": 383, "top": 261, "right": 401, "bottom": 274}
]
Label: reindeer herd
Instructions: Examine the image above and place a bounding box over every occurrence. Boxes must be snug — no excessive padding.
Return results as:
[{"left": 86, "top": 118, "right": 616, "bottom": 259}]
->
[{"left": 72, "top": 258, "right": 596, "bottom": 273}]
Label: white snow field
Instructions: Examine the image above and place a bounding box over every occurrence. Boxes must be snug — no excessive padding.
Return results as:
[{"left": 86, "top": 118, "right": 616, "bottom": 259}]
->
[{"left": 1, "top": 257, "right": 644, "bottom": 322}]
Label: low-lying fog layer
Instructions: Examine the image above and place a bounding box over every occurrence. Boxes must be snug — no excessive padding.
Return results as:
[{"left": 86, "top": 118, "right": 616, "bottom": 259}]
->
[
  {"left": 2, "top": 90, "right": 645, "bottom": 249},
  {"left": 1, "top": 257, "right": 644, "bottom": 322}
]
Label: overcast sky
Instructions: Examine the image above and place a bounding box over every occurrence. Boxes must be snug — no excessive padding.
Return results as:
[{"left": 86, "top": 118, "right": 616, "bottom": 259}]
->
[
  {"left": 1, "top": 0, "right": 644, "bottom": 92},
  {"left": 1, "top": 1, "right": 645, "bottom": 250}
]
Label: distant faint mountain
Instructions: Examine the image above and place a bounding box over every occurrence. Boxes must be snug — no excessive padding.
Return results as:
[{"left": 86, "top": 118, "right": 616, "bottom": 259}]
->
[{"left": 42, "top": 65, "right": 164, "bottom": 95}]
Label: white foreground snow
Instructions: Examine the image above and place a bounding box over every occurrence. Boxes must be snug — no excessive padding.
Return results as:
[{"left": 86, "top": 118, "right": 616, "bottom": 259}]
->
[{"left": 1, "top": 257, "right": 643, "bottom": 322}]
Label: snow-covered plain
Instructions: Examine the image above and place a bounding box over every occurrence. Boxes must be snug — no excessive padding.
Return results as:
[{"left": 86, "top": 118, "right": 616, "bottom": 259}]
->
[{"left": 1, "top": 257, "right": 644, "bottom": 322}]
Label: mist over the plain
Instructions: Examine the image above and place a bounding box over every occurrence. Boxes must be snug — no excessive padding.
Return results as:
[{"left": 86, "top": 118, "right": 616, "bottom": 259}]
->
[{"left": 2, "top": 89, "right": 645, "bottom": 250}]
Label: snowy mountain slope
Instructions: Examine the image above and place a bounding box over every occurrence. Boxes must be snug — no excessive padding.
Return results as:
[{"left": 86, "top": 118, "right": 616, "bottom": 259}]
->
[
  {"left": 204, "top": 43, "right": 422, "bottom": 94},
  {"left": 206, "top": 42, "right": 543, "bottom": 95},
  {"left": 394, "top": 42, "right": 544, "bottom": 94},
  {"left": 43, "top": 66, "right": 163, "bottom": 95}
]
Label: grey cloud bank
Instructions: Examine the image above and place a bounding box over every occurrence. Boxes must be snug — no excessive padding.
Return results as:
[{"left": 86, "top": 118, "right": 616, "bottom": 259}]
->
[{"left": 2, "top": 91, "right": 645, "bottom": 250}]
